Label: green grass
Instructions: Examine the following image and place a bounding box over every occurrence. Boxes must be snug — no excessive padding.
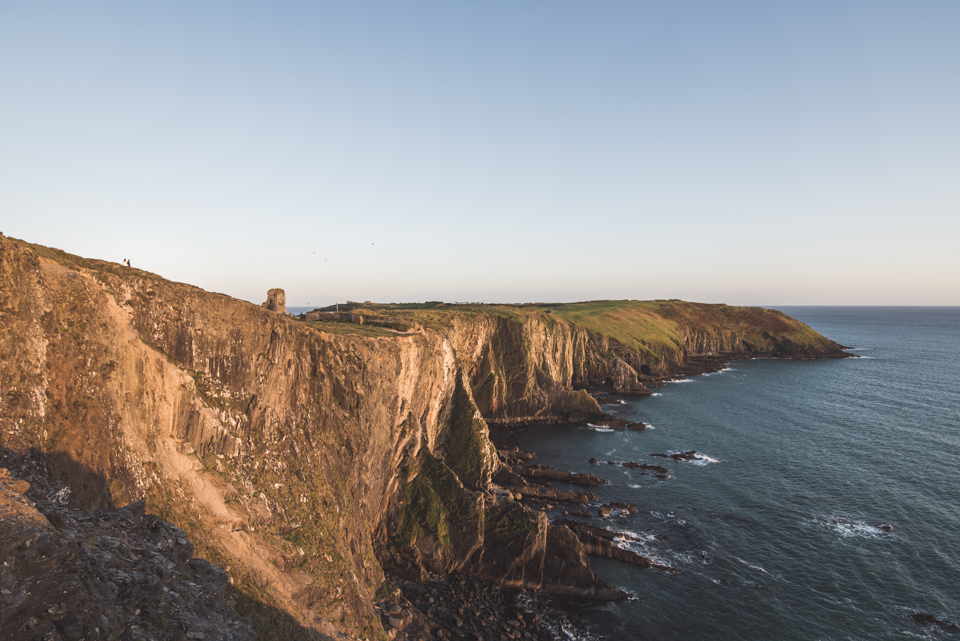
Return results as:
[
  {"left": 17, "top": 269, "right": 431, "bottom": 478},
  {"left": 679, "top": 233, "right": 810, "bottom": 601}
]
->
[
  {"left": 303, "top": 319, "right": 398, "bottom": 338},
  {"left": 298, "top": 299, "right": 837, "bottom": 363},
  {"left": 541, "top": 300, "right": 680, "bottom": 362},
  {"left": 392, "top": 456, "right": 452, "bottom": 549},
  {"left": 441, "top": 375, "right": 492, "bottom": 490}
]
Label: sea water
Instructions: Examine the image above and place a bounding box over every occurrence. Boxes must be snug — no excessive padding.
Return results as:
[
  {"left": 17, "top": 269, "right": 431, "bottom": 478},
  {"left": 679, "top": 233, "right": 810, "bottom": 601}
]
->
[{"left": 491, "top": 307, "right": 960, "bottom": 640}]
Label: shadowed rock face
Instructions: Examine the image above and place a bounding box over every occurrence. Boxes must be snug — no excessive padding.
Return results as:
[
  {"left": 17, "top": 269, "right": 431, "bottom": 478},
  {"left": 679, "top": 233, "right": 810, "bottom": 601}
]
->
[
  {"left": 0, "top": 236, "right": 848, "bottom": 638},
  {"left": 0, "top": 464, "right": 255, "bottom": 641},
  {"left": 610, "top": 357, "right": 651, "bottom": 395}
]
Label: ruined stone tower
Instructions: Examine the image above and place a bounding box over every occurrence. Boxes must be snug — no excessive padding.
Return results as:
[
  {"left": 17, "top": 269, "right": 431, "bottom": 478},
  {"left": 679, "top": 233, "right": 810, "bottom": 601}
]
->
[{"left": 261, "top": 288, "right": 286, "bottom": 313}]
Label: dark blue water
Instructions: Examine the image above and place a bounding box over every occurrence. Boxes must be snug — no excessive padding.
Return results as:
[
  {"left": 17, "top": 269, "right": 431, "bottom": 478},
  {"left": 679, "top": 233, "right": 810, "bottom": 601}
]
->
[{"left": 494, "top": 307, "right": 960, "bottom": 640}]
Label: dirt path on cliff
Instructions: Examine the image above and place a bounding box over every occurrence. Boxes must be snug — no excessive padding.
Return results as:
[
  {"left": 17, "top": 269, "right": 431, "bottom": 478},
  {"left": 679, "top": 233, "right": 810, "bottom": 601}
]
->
[{"left": 39, "top": 258, "right": 320, "bottom": 629}]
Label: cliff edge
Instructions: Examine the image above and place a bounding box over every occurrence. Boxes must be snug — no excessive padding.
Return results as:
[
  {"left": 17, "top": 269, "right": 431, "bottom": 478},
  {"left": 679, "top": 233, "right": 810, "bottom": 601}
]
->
[{"left": 0, "top": 235, "right": 847, "bottom": 639}]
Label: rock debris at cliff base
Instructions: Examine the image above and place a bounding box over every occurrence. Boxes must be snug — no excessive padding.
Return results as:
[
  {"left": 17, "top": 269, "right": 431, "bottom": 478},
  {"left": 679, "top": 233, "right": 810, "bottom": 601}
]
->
[
  {"left": 377, "top": 573, "right": 590, "bottom": 641},
  {"left": 0, "top": 461, "right": 254, "bottom": 641}
]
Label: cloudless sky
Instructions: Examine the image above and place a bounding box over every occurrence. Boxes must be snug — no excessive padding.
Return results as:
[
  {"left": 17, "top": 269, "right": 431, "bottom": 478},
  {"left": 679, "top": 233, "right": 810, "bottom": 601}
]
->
[{"left": 2, "top": 2, "right": 958, "bottom": 306}]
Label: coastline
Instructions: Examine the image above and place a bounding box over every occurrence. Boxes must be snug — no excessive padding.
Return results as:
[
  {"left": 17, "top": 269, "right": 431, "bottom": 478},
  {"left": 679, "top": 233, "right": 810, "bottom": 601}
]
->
[{"left": 0, "top": 235, "right": 853, "bottom": 639}]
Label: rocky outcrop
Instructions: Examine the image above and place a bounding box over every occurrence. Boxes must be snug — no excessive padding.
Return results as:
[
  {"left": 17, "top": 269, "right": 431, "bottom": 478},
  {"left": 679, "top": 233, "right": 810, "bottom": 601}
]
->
[
  {"left": 590, "top": 459, "right": 670, "bottom": 474},
  {"left": 610, "top": 358, "right": 651, "bottom": 395},
  {"left": 553, "top": 519, "right": 676, "bottom": 572},
  {"left": 513, "top": 464, "right": 607, "bottom": 487},
  {"left": 651, "top": 451, "right": 708, "bottom": 462},
  {"left": 553, "top": 518, "right": 643, "bottom": 544},
  {"left": 911, "top": 613, "right": 960, "bottom": 633},
  {"left": 498, "top": 482, "right": 598, "bottom": 505},
  {"left": 0, "top": 236, "right": 848, "bottom": 638}
]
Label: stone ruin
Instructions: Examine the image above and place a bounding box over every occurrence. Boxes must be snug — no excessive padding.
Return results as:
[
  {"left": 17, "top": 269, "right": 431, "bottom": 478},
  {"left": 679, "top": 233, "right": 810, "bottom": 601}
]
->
[{"left": 261, "top": 288, "right": 286, "bottom": 314}]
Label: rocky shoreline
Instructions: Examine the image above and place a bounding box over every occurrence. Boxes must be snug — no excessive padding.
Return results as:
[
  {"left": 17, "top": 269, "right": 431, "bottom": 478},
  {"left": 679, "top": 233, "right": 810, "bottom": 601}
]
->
[{"left": 375, "top": 573, "right": 585, "bottom": 641}]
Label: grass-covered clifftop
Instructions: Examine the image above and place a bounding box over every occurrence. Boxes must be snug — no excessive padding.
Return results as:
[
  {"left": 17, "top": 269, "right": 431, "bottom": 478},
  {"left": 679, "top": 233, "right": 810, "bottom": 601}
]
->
[
  {"left": 1, "top": 235, "right": 846, "bottom": 639},
  {"left": 305, "top": 298, "right": 847, "bottom": 401}
]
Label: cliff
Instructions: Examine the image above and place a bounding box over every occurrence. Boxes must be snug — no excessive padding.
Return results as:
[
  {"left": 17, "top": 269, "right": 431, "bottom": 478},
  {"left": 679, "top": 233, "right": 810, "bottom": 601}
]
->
[{"left": 0, "top": 235, "right": 847, "bottom": 639}]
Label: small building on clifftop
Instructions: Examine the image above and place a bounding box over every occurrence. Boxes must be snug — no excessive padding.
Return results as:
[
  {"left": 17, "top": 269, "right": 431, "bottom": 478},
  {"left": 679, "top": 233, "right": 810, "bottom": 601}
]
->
[{"left": 261, "top": 288, "right": 286, "bottom": 314}]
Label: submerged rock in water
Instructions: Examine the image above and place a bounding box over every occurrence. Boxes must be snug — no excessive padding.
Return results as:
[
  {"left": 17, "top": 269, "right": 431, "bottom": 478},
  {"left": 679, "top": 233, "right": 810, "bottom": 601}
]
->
[
  {"left": 650, "top": 451, "right": 701, "bottom": 462},
  {"left": 618, "top": 460, "right": 670, "bottom": 473},
  {"left": 590, "top": 415, "right": 647, "bottom": 430},
  {"left": 911, "top": 613, "right": 960, "bottom": 632}
]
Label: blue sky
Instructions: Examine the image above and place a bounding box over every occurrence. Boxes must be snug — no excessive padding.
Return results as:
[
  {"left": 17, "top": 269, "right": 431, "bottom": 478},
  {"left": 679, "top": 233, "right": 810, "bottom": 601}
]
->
[{"left": 2, "top": 2, "right": 958, "bottom": 306}]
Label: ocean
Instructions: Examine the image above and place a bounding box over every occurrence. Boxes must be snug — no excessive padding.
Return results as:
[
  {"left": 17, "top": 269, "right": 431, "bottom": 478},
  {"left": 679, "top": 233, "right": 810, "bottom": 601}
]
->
[{"left": 491, "top": 307, "right": 960, "bottom": 640}]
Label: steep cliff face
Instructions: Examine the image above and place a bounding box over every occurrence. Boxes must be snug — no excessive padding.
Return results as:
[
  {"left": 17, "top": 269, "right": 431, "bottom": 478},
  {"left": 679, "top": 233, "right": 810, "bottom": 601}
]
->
[{"left": 0, "top": 236, "right": 847, "bottom": 638}]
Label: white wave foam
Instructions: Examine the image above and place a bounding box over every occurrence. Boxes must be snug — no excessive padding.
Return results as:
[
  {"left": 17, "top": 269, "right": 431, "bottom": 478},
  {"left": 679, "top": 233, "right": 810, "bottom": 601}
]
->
[
  {"left": 614, "top": 529, "right": 648, "bottom": 541},
  {"left": 666, "top": 378, "right": 695, "bottom": 384},
  {"left": 650, "top": 392, "right": 663, "bottom": 397},
  {"left": 674, "top": 551, "right": 713, "bottom": 565},
  {"left": 514, "top": 593, "right": 600, "bottom": 641},
  {"left": 628, "top": 483, "right": 641, "bottom": 489},
  {"left": 734, "top": 556, "right": 770, "bottom": 574},
  {"left": 643, "top": 423, "right": 656, "bottom": 430},
  {"left": 585, "top": 424, "right": 615, "bottom": 432},
  {"left": 701, "top": 367, "right": 735, "bottom": 376},
  {"left": 639, "top": 551, "right": 673, "bottom": 567},
  {"left": 808, "top": 515, "right": 895, "bottom": 540},
  {"left": 650, "top": 510, "right": 685, "bottom": 524}
]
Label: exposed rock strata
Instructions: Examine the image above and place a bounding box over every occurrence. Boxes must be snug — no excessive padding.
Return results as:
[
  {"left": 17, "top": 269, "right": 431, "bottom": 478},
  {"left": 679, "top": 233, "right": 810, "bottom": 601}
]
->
[
  {"left": 502, "top": 485, "right": 597, "bottom": 505},
  {"left": 513, "top": 464, "right": 606, "bottom": 487},
  {"left": 553, "top": 519, "right": 676, "bottom": 572},
  {"left": 610, "top": 358, "right": 651, "bottom": 395},
  {"left": 0, "top": 236, "right": 849, "bottom": 637}
]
